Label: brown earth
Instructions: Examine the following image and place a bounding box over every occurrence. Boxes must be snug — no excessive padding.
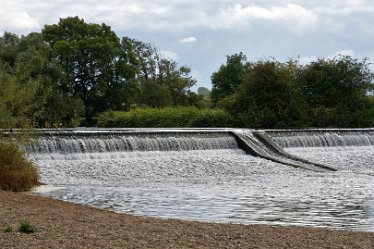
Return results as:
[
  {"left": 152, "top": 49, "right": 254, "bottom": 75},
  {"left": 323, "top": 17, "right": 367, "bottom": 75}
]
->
[{"left": 0, "top": 190, "right": 373, "bottom": 249}]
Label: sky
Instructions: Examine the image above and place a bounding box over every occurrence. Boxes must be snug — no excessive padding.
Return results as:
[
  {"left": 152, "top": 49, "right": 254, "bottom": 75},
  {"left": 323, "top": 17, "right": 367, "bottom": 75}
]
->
[{"left": 1, "top": 0, "right": 374, "bottom": 90}]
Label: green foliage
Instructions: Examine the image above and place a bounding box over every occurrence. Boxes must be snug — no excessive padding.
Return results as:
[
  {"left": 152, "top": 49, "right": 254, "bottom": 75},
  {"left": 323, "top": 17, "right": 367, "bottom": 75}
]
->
[
  {"left": 0, "top": 141, "right": 39, "bottom": 192},
  {"left": 298, "top": 56, "right": 374, "bottom": 127},
  {"left": 213, "top": 53, "right": 374, "bottom": 128},
  {"left": 129, "top": 39, "right": 197, "bottom": 107},
  {"left": 96, "top": 107, "right": 233, "bottom": 128},
  {"left": 3, "top": 225, "right": 13, "bottom": 233},
  {"left": 18, "top": 220, "right": 38, "bottom": 234},
  {"left": 42, "top": 17, "right": 138, "bottom": 123},
  {"left": 0, "top": 64, "right": 43, "bottom": 128},
  {"left": 196, "top": 87, "right": 212, "bottom": 108},
  {"left": 189, "top": 109, "right": 233, "bottom": 127},
  {"left": 211, "top": 52, "right": 249, "bottom": 104},
  {"left": 197, "top": 87, "right": 210, "bottom": 97},
  {"left": 230, "top": 60, "right": 308, "bottom": 128},
  {"left": 1, "top": 18, "right": 374, "bottom": 129},
  {"left": 0, "top": 32, "right": 84, "bottom": 128},
  {"left": 138, "top": 80, "right": 173, "bottom": 107}
]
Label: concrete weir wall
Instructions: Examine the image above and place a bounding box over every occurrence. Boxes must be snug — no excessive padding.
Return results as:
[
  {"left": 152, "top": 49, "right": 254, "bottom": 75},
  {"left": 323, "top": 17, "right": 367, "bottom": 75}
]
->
[
  {"left": 1, "top": 128, "right": 342, "bottom": 171},
  {"left": 230, "top": 130, "right": 336, "bottom": 172}
]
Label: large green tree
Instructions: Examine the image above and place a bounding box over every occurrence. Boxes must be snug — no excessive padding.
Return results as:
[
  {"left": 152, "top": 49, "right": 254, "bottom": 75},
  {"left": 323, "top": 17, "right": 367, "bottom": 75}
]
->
[
  {"left": 298, "top": 56, "right": 374, "bottom": 127},
  {"left": 42, "top": 17, "right": 137, "bottom": 123},
  {"left": 0, "top": 64, "right": 42, "bottom": 128},
  {"left": 0, "top": 32, "right": 84, "bottom": 128},
  {"left": 230, "top": 60, "right": 307, "bottom": 128},
  {"left": 211, "top": 52, "right": 249, "bottom": 104},
  {"left": 129, "top": 38, "right": 197, "bottom": 107}
]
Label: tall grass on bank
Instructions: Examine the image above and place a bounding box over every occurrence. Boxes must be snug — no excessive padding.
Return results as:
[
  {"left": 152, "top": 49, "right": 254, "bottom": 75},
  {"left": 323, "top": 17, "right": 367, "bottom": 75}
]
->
[
  {"left": 0, "top": 141, "right": 39, "bottom": 192},
  {"left": 96, "top": 107, "right": 233, "bottom": 128}
]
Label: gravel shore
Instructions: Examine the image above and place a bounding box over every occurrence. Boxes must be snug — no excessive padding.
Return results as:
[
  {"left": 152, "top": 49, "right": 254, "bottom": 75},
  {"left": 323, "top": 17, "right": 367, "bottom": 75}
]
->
[{"left": 1, "top": 190, "right": 373, "bottom": 248}]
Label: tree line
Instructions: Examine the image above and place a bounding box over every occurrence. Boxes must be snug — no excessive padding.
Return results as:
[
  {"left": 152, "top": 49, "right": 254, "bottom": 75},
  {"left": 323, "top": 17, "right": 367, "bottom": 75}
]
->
[
  {"left": 211, "top": 53, "right": 374, "bottom": 128},
  {"left": 0, "top": 16, "right": 200, "bottom": 128},
  {"left": 0, "top": 16, "right": 373, "bottom": 129}
]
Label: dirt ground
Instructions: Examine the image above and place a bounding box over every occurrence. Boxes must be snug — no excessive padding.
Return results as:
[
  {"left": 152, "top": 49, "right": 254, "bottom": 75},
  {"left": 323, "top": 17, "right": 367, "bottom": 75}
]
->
[{"left": 0, "top": 190, "right": 373, "bottom": 248}]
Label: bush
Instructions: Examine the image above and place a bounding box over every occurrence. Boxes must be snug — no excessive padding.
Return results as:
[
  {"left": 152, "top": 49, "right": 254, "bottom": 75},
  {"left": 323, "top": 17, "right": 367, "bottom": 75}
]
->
[
  {"left": 18, "top": 220, "right": 38, "bottom": 234},
  {"left": 96, "top": 107, "right": 233, "bottom": 128},
  {"left": 0, "top": 141, "right": 39, "bottom": 192},
  {"left": 190, "top": 109, "right": 233, "bottom": 127}
]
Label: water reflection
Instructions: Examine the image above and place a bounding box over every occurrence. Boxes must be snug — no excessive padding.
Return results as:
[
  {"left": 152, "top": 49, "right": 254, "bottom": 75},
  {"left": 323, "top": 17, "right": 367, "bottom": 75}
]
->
[{"left": 33, "top": 147, "right": 374, "bottom": 231}]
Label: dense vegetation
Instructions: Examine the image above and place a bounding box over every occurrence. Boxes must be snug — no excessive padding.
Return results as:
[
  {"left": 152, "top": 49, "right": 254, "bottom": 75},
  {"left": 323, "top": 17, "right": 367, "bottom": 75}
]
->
[
  {"left": 0, "top": 16, "right": 373, "bottom": 129},
  {"left": 0, "top": 140, "right": 39, "bottom": 192},
  {"left": 96, "top": 107, "right": 232, "bottom": 128},
  {"left": 0, "top": 17, "right": 200, "bottom": 128},
  {"left": 212, "top": 55, "right": 374, "bottom": 128}
]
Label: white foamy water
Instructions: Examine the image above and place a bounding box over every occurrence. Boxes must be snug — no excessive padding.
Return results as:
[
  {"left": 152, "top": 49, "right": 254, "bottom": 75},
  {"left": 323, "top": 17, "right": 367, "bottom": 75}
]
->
[{"left": 32, "top": 145, "right": 374, "bottom": 232}]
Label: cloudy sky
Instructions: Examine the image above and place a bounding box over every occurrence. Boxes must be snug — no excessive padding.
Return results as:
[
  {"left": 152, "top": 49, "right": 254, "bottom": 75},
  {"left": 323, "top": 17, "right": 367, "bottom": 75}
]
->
[{"left": 1, "top": 0, "right": 374, "bottom": 90}]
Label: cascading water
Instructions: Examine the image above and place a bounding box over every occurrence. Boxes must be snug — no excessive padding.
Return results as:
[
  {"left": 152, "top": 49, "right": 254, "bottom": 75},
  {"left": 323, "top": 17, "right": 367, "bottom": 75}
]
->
[
  {"left": 25, "top": 128, "right": 374, "bottom": 232},
  {"left": 269, "top": 130, "right": 374, "bottom": 148},
  {"left": 28, "top": 133, "right": 239, "bottom": 160}
]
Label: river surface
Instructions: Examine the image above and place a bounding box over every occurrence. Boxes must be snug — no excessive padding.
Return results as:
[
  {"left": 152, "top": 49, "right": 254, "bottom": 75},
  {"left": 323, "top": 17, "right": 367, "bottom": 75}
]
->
[{"left": 32, "top": 144, "right": 374, "bottom": 232}]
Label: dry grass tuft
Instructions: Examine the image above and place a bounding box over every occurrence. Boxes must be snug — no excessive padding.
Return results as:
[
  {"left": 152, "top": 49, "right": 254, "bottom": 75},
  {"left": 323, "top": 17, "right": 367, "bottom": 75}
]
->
[{"left": 0, "top": 141, "right": 39, "bottom": 192}]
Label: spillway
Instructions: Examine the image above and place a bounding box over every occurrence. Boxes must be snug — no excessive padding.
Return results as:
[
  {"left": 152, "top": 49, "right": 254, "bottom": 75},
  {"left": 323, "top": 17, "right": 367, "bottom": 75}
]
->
[
  {"left": 4, "top": 128, "right": 374, "bottom": 231},
  {"left": 14, "top": 128, "right": 335, "bottom": 171},
  {"left": 267, "top": 128, "right": 374, "bottom": 148}
]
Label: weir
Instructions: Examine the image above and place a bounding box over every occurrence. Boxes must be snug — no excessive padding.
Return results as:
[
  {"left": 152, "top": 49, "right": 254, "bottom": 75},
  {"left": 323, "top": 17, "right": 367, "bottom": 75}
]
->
[
  {"left": 267, "top": 128, "right": 374, "bottom": 148},
  {"left": 3, "top": 128, "right": 340, "bottom": 171},
  {"left": 230, "top": 130, "right": 336, "bottom": 171},
  {"left": 14, "top": 128, "right": 374, "bottom": 231}
]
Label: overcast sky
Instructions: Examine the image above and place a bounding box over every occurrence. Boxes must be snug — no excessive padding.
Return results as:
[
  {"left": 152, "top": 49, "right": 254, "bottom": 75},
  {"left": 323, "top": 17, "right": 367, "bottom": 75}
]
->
[{"left": 1, "top": 0, "right": 374, "bottom": 90}]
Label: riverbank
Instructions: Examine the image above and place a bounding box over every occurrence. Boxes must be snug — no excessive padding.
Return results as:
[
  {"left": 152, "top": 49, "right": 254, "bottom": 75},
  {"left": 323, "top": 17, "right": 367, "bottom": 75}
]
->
[{"left": 0, "top": 190, "right": 373, "bottom": 248}]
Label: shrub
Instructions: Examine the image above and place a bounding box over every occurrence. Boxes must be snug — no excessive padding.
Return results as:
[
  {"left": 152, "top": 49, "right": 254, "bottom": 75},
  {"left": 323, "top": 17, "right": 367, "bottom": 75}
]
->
[
  {"left": 0, "top": 141, "right": 39, "bottom": 192},
  {"left": 18, "top": 220, "right": 38, "bottom": 234},
  {"left": 190, "top": 109, "right": 233, "bottom": 127},
  {"left": 95, "top": 107, "right": 233, "bottom": 128}
]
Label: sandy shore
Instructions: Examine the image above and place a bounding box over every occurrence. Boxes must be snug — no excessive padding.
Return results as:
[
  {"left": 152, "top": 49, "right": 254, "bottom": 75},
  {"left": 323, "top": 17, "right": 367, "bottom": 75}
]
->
[{"left": 0, "top": 190, "right": 373, "bottom": 248}]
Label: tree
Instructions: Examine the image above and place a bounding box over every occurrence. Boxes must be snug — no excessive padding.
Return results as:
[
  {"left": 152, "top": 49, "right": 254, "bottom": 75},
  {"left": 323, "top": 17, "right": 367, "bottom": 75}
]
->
[
  {"left": 42, "top": 17, "right": 137, "bottom": 123},
  {"left": 195, "top": 87, "right": 212, "bottom": 108},
  {"left": 211, "top": 52, "right": 249, "bottom": 104},
  {"left": 197, "top": 87, "right": 210, "bottom": 97},
  {"left": 0, "top": 32, "right": 85, "bottom": 128},
  {"left": 230, "top": 60, "right": 308, "bottom": 128},
  {"left": 0, "top": 32, "right": 20, "bottom": 67},
  {"left": 129, "top": 38, "right": 197, "bottom": 107},
  {"left": 0, "top": 64, "right": 42, "bottom": 128},
  {"left": 298, "top": 56, "right": 374, "bottom": 127}
]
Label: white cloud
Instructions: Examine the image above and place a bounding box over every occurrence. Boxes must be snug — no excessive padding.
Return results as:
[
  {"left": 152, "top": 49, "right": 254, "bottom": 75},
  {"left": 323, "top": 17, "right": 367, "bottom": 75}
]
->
[
  {"left": 211, "top": 3, "right": 318, "bottom": 31},
  {"left": 0, "top": 0, "right": 373, "bottom": 89},
  {"left": 298, "top": 55, "right": 318, "bottom": 65},
  {"left": 0, "top": 9, "right": 40, "bottom": 33},
  {"left": 298, "top": 50, "right": 356, "bottom": 65},
  {"left": 160, "top": 50, "right": 179, "bottom": 61},
  {"left": 179, "top": 36, "right": 197, "bottom": 43},
  {"left": 328, "top": 49, "right": 355, "bottom": 59}
]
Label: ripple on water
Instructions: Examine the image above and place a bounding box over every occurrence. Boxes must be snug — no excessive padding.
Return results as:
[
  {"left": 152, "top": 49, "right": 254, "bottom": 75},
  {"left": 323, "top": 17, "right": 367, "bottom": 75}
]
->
[{"left": 33, "top": 147, "right": 374, "bottom": 232}]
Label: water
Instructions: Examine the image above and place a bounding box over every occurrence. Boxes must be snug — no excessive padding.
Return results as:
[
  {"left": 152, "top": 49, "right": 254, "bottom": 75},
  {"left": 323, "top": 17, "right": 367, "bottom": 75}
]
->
[
  {"left": 31, "top": 131, "right": 374, "bottom": 232},
  {"left": 271, "top": 131, "right": 374, "bottom": 148}
]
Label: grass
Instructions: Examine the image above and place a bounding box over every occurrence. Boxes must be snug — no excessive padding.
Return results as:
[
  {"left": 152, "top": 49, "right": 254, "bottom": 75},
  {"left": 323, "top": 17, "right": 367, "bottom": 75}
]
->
[
  {"left": 3, "top": 225, "right": 13, "bottom": 233},
  {"left": 3, "top": 221, "right": 39, "bottom": 234},
  {"left": 0, "top": 140, "right": 39, "bottom": 192},
  {"left": 18, "top": 220, "right": 38, "bottom": 234}
]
